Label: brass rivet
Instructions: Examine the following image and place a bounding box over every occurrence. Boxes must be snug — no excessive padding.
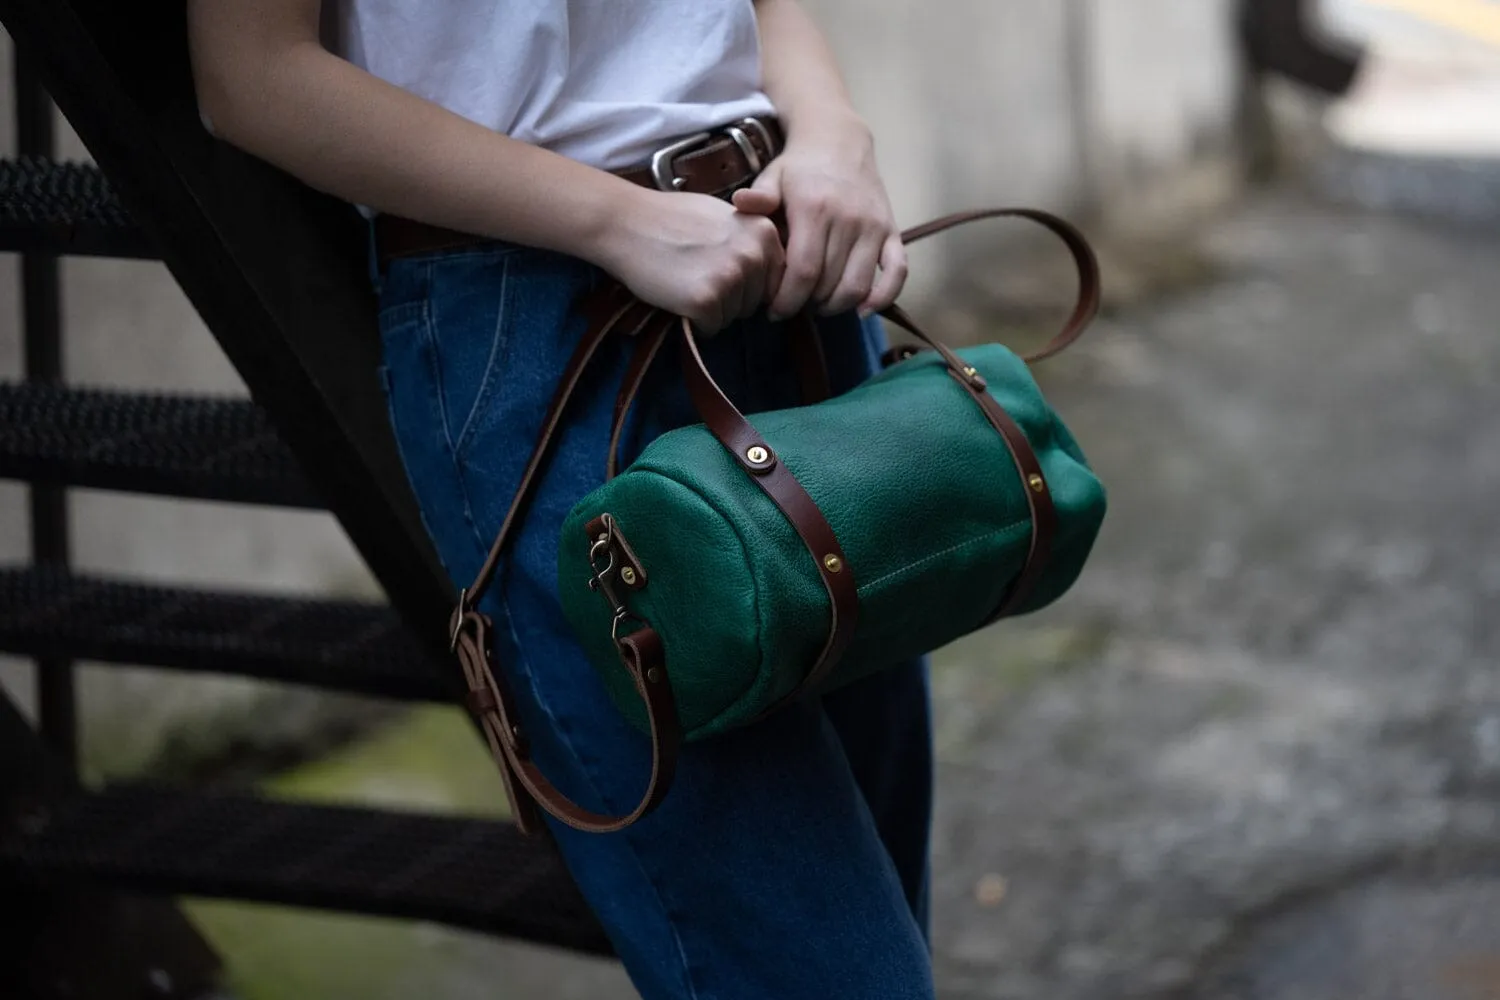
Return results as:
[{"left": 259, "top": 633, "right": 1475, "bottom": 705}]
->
[
  {"left": 963, "top": 366, "right": 978, "bottom": 378},
  {"left": 746, "top": 445, "right": 770, "bottom": 465},
  {"left": 1028, "top": 473, "right": 1045, "bottom": 493},
  {"left": 823, "top": 554, "right": 843, "bottom": 573},
  {"left": 646, "top": 667, "right": 664, "bottom": 684},
  {"left": 596, "top": 533, "right": 609, "bottom": 544},
  {"left": 620, "top": 566, "right": 638, "bottom": 586}
]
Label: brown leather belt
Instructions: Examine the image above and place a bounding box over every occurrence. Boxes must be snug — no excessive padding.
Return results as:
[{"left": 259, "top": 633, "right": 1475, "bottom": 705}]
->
[{"left": 375, "top": 115, "right": 784, "bottom": 269}]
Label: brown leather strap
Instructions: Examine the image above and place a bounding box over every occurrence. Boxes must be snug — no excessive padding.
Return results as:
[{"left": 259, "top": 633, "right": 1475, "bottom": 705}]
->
[
  {"left": 457, "top": 287, "right": 638, "bottom": 611},
  {"left": 901, "top": 208, "right": 1100, "bottom": 362},
  {"left": 607, "top": 312, "right": 674, "bottom": 480},
  {"left": 878, "top": 207, "right": 1097, "bottom": 621},
  {"left": 677, "top": 317, "right": 861, "bottom": 700},
  {"left": 607, "top": 310, "right": 832, "bottom": 480},
  {"left": 457, "top": 609, "right": 679, "bottom": 834},
  {"left": 880, "top": 303, "right": 1061, "bottom": 621},
  {"left": 449, "top": 285, "right": 686, "bottom": 834}
]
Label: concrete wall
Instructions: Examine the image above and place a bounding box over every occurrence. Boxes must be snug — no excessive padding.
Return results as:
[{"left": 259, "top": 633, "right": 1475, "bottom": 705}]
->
[{"left": 806, "top": 0, "right": 1242, "bottom": 295}]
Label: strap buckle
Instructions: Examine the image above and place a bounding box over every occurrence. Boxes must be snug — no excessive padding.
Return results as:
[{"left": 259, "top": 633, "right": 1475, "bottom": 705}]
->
[{"left": 448, "top": 586, "right": 469, "bottom": 652}]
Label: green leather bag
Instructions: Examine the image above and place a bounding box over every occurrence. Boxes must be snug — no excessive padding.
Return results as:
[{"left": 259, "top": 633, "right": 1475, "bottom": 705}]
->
[{"left": 450, "top": 209, "right": 1106, "bottom": 834}]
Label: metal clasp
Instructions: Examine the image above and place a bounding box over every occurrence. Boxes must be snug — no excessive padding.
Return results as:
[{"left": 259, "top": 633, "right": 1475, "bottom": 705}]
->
[{"left": 587, "top": 515, "right": 646, "bottom": 647}]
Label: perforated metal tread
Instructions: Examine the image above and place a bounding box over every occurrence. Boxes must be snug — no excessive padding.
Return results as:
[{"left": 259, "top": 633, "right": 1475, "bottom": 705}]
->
[
  {"left": 0, "top": 381, "right": 322, "bottom": 508},
  {"left": 0, "top": 566, "right": 452, "bottom": 702},
  {"left": 0, "top": 157, "right": 155, "bottom": 258},
  {"left": 0, "top": 786, "right": 610, "bottom": 954}
]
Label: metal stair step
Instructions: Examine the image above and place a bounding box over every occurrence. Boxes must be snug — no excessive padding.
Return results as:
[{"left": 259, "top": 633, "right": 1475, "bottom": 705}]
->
[
  {"left": 0, "top": 157, "right": 155, "bottom": 258},
  {"left": 0, "top": 381, "right": 322, "bottom": 508},
  {"left": 0, "top": 566, "right": 452, "bottom": 702},
  {"left": 0, "top": 785, "right": 610, "bottom": 955}
]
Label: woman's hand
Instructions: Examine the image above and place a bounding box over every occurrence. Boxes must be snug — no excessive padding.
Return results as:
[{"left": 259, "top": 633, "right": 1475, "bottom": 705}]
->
[
  {"left": 597, "top": 187, "right": 786, "bottom": 334},
  {"left": 733, "top": 114, "right": 907, "bottom": 321}
]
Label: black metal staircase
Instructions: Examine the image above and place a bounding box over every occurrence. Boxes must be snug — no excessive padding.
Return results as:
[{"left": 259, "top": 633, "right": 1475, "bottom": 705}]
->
[
  {"left": 0, "top": 156, "right": 154, "bottom": 258},
  {"left": 0, "top": 0, "right": 610, "bottom": 990},
  {"left": 2, "top": 785, "right": 608, "bottom": 953},
  {"left": 0, "top": 380, "right": 321, "bottom": 507}
]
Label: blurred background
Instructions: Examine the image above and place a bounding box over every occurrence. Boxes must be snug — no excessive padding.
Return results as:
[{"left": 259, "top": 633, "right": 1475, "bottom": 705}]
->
[{"left": 1, "top": 1, "right": 1498, "bottom": 998}]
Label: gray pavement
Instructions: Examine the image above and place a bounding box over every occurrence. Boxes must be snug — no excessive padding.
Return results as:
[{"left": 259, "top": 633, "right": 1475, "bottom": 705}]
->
[{"left": 927, "top": 193, "right": 1500, "bottom": 999}]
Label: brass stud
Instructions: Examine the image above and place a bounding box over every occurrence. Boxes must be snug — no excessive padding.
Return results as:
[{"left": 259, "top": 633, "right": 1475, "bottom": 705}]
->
[
  {"left": 620, "top": 566, "right": 638, "bottom": 586},
  {"left": 646, "top": 666, "right": 664, "bottom": 684},
  {"left": 1028, "top": 473, "right": 1045, "bottom": 493},
  {"left": 746, "top": 445, "right": 770, "bottom": 466},
  {"left": 596, "top": 533, "right": 609, "bottom": 545},
  {"left": 823, "top": 554, "right": 843, "bottom": 573},
  {"left": 963, "top": 366, "right": 979, "bottom": 378}
]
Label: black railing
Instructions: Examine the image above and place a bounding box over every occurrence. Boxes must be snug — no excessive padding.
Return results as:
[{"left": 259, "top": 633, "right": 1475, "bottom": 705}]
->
[{"left": 14, "top": 50, "right": 75, "bottom": 774}]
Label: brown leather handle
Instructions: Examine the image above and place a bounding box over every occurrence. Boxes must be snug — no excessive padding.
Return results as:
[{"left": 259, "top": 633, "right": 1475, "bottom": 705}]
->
[
  {"left": 894, "top": 207, "right": 1101, "bottom": 363},
  {"left": 606, "top": 311, "right": 830, "bottom": 481},
  {"left": 604, "top": 208, "right": 1100, "bottom": 474}
]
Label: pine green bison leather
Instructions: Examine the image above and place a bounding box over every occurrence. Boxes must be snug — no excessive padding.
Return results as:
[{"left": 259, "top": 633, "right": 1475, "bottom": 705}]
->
[{"left": 558, "top": 338, "right": 1107, "bottom": 739}]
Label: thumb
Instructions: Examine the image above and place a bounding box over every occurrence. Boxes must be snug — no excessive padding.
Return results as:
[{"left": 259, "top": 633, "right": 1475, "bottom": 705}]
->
[
  {"left": 732, "top": 161, "right": 783, "bottom": 216},
  {"left": 731, "top": 186, "right": 780, "bottom": 217}
]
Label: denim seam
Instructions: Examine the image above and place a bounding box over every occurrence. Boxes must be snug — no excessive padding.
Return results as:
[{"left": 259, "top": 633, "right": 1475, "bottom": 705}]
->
[
  {"left": 494, "top": 581, "right": 706, "bottom": 1000},
  {"left": 453, "top": 252, "right": 512, "bottom": 457},
  {"left": 419, "top": 259, "right": 460, "bottom": 461},
  {"left": 414, "top": 257, "right": 489, "bottom": 560}
]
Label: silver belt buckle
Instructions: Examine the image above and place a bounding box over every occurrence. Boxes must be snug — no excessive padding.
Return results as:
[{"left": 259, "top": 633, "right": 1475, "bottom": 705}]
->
[
  {"left": 650, "top": 131, "right": 713, "bottom": 191},
  {"left": 650, "top": 118, "right": 777, "bottom": 192},
  {"left": 733, "top": 117, "right": 775, "bottom": 162}
]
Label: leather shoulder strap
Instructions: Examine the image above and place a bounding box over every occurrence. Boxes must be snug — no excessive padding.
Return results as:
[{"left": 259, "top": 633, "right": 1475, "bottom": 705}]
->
[{"left": 899, "top": 207, "right": 1100, "bottom": 363}]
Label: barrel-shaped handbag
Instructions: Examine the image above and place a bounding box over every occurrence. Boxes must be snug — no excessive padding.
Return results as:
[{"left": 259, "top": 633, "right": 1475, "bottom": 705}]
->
[{"left": 450, "top": 209, "right": 1107, "bottom": 834}]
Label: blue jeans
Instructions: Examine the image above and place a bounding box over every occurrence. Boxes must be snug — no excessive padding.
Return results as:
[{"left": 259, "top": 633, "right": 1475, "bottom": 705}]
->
[{"left": 376, "top": 240, "right": 935, "bottom": 999}]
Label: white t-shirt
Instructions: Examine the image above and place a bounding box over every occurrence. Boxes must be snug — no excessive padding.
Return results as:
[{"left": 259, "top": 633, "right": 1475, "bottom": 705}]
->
[{"left": 332, "top": 0, "right": 777, "bottom": 171}]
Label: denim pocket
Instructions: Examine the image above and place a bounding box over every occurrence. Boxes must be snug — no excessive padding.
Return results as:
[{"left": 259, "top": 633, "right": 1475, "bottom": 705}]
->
[{"left": 421, "top": 251, "right": 518, "bottom": 463}]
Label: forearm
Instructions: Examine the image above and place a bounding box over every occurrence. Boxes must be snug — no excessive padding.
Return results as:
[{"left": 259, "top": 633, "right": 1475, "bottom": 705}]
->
[
  {"left": 189, "top": 20, "right": 638, "bottom": 264},
  {"left": 753, "top": 0, "right": 869, "bottom": 142}
]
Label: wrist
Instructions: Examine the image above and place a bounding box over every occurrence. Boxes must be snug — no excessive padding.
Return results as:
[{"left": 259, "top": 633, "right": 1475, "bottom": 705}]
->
[
  {"left": 550, "top": 172, "right": 655, "bottom": 273},
  {"left": 580, "top": 182, "right": 659, "bottom": 275},
  {"left": 780, "top": 103, "right": 872, "bottom": 150}
]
